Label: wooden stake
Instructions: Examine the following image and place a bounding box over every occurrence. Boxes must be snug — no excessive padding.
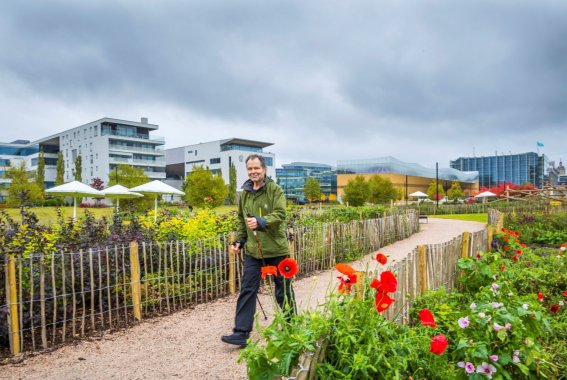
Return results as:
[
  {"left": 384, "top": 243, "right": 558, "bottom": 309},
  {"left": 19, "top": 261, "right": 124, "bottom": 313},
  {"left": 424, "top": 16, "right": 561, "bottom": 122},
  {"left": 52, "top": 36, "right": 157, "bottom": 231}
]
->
[
  {"left": 229, "top": 232, "right": 235, "bottom": 295},
  {"left": 461, "top": 232, "right": 471, "bottom": 259},
  {"left": 129, "top": 241, "right": 142, "bottom": 321},
  {"left": 7, "top": 255, "right": 21, "bottom": 355},
  {"left": 418, "top": 245, "right": 427, "bottom": 294}
]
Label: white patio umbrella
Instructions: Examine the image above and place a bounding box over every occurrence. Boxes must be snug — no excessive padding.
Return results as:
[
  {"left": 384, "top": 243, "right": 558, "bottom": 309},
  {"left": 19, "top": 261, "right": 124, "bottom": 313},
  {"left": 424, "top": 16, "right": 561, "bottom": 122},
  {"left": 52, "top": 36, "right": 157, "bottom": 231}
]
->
[
  {"left": 409, "top": 191, "right": 428, "bottom": 198},
  {"left": 475, "top": 190, "right": 497, "bottom": 204},
  {"left": 46, "top": 181, "right": 103, "bottom": 220},
  {"left": 129, "top": 180, "right": 185, "bottom": 221},
  {"left": 101, "top": 184, "right": 143, "bottom": 212}
]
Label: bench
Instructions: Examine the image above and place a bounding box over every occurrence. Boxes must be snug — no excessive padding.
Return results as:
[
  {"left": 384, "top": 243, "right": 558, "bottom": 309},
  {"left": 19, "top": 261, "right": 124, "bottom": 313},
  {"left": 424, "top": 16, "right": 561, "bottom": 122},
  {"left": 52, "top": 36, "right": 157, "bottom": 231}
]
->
[{"left": 419, "top": 215, "right": 428, "bottom": 223}]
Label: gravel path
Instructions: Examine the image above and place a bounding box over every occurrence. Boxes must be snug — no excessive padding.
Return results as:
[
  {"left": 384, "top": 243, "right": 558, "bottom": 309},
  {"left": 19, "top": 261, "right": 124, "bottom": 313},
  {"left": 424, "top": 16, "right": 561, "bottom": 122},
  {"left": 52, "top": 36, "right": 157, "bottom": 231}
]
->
[{"left": 1, "top": 218, "right": 485, "bottom": 380}]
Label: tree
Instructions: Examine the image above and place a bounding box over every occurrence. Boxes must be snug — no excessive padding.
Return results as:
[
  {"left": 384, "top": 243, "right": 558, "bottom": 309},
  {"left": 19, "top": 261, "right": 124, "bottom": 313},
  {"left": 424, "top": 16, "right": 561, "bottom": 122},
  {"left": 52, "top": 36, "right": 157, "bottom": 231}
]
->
[
  {"left": 4, "top": 161, "right": 44, "bottom": 206},
  {"left": 55, "top": 151, "right": 65, "bottom": 185},
  {"left": 90, "top": 177, "right": 104, "bottom": 190},
  {"left": 342, "top": 175, "right": 370, "bottom": 206},
  {"left": 107, "top": 165, "right": 152, "bottom": 211},
  {"left": 303, "top": 177, "right": 321, "bottom": 203},
  {"left": 426, "top": 180, "right": 445, "bottom": 201},
  {"left": 228, "top": 163, "right": 237, "bottom": 205},
  {"left": 35, "top": 149, "right": 45, "bottom": 196},
  {"left": 447, "top": 181, "right": 464, "bottom": 201},
  {"left": 73, "top": 155, "right": 82, "bottom": 181},
  {"left": 183, "top": 166, "right": 228, "bottom": 208},
  {"left": 367, "top": 175, "right": 398, "bottom": 204}
]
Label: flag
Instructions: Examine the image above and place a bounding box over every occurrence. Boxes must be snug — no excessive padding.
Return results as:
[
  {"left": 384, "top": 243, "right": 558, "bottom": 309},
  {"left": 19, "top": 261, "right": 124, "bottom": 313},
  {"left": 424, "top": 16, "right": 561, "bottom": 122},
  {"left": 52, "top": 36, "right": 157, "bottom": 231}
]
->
[{"left": 537, "top": 141, "right": 544, "bottom": 147}]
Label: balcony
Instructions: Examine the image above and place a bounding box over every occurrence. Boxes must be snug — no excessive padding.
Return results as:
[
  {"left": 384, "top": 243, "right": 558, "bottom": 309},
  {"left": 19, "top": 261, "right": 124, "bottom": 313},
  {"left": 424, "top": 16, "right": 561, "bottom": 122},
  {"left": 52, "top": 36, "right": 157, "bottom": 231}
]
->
[
  {"left": 109, "top": 156, "right": 165, "bottom": 167},
  {"left": 102, "top": 130, "right": 165, "bottom": 144},
  {"left": 109, "top": 143, "right": 165, "bottom": 155}
]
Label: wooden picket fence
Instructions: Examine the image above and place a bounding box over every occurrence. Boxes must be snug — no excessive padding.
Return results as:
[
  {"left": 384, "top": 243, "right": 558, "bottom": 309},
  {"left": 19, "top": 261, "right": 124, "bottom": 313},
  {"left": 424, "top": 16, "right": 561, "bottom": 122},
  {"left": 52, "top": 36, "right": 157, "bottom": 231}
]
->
[{"left": 1, "top": 210, "right": 419, "bottom": 357}]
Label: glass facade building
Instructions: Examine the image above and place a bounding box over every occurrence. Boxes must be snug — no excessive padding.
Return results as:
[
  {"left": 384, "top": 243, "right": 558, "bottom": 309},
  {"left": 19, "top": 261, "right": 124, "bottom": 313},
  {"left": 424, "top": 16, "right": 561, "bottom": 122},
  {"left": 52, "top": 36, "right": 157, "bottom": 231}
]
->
[
  {"left": 338, "top": 156, "right": 478, "bottom": 183},
  {"left": 276, "top": 162, "right": 337, "bottom": 201},
  {"left": 450, "top": 152, "right": 547, "bottom": 188}
]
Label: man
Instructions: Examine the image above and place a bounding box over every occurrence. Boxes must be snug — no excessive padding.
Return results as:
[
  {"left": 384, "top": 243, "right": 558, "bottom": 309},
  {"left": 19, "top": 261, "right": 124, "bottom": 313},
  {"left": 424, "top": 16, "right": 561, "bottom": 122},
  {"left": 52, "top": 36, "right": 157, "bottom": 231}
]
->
[{"left": 221, "top": 154, "right": 296, "bottom": 348}]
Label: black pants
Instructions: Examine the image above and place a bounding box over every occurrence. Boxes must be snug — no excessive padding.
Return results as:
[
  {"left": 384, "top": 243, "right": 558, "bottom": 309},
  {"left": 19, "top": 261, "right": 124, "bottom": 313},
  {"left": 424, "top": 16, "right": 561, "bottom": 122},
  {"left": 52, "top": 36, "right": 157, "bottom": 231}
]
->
[{"left": 234, "top": 254, "right": 296, "bottom": 333}]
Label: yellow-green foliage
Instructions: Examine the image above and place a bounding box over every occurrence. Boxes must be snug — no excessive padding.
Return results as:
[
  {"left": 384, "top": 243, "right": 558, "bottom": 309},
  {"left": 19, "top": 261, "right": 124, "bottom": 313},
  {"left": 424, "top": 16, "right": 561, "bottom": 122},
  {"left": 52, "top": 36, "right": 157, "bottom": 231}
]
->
[{"left": 141, "top": 209, "right": 238, "bottom": 242}]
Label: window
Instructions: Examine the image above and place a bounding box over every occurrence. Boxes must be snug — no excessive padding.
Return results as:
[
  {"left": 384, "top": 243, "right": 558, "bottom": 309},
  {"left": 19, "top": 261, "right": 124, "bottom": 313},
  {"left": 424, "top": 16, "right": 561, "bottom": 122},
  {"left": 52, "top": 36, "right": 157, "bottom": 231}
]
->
[
  {"left": 94, "top": 126, "right": 98, "bottom": 137},
  {"left": 210, "top": 158, "right": 221, "bottom": 164},
  {"left": 187, "top": 150, "right": 193, "bottom": 154},
  {"left": 264, "top": 157, "right": 273, "bottom": 166}
]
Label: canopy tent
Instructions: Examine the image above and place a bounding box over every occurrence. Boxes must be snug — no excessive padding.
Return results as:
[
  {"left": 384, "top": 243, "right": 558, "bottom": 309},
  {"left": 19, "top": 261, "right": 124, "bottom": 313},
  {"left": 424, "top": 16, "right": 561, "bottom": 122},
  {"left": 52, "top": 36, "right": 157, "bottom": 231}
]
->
[
  {"left": 129, "top": 180, "right": 185, "bottom": 221},
  {"left": 46, "top": 181, "right": 103, "bottom": 220},
  {"left": 100, "top": 184, "right": 143, "bottom": 211},
  {"left": 409, "top": 191, "right": 428, "bottom": 198}
]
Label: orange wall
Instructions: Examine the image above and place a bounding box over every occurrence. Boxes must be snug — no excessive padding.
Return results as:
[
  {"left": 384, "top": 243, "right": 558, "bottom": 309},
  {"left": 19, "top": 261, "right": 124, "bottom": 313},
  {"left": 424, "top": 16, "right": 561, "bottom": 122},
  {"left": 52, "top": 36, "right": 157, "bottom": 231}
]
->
[{"left": 337, "top": 173, "right": 479, "bottom": 198}]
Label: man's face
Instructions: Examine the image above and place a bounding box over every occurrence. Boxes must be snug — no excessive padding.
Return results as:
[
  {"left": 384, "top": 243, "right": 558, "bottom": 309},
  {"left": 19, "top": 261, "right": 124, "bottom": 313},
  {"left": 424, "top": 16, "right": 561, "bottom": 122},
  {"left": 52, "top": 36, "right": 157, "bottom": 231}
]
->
[{"left": 246, "top": 158, "right": 266, "bottom": 183}]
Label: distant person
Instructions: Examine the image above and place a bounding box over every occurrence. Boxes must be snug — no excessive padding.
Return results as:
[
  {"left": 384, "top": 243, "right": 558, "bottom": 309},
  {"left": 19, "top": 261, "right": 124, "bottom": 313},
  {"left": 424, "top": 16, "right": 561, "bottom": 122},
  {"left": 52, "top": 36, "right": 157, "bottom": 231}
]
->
[{"left": 221, "top": 154, "right": 296, "bottom": 348}]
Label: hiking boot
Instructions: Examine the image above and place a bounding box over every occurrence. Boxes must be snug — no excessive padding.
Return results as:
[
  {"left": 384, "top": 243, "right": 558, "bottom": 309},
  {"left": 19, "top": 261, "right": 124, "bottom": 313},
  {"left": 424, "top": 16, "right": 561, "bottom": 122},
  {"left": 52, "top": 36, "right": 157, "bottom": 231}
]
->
[{"left": 221, "top": 331, "right": 249, "bottom": 347}]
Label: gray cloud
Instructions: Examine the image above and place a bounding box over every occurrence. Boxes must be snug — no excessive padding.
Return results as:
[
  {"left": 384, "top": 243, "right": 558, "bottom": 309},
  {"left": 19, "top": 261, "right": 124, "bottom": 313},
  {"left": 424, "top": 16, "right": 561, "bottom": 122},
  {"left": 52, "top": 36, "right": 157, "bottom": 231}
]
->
[{"left": 0, "top": 0, "right": 565, "bottom": 167}]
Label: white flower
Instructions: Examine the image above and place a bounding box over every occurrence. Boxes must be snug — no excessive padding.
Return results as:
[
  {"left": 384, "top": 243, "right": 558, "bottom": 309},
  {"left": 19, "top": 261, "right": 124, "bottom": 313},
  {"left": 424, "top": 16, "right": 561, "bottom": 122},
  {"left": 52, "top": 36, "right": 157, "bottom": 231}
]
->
[
  {"left": 560, "top": 246, "right": 566, "bottom": 251},
  {"left": 560, "top": 301, "right": 564, "bottom": 306},
  {"left": 513, "top": 355, "right": 521, "bottom": 363},
  {"left": 491, "top": 302, "right": 503, "bottom": 308},
  {"left": 508, "top": 292, "right": 514, "bottom": 296},
  {"left": 458, "top": 316, "right": 470, "bottom": 328},
  {"left": 458, "top": 361, "right": 465, "bottom": 368},
  {"left": 522, "top": 304, "right": 529, "bottom": 310},
  {"left": 478, "top": 312, "right": 486, "bottom": 318},
  {"left": 470, "top": 302, "right": 477, "bottom": 309}
]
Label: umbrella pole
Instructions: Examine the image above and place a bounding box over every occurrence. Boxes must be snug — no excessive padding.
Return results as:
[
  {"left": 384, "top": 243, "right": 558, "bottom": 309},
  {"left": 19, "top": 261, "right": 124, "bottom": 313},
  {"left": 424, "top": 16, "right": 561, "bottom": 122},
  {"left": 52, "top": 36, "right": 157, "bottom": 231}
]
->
[
  {"left": 117, "top": 198, "right": 120, "bottom": 212},
  {"left": 73, "top": 197, "right": 77, "bottom": 221}
]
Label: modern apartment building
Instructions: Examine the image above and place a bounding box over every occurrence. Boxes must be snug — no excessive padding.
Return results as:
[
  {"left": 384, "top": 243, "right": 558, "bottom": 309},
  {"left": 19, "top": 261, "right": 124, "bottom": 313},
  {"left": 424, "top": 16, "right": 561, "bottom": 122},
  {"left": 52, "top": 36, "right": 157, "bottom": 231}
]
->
[
  {"left": 336, "top": 156, "right": 479, "bottom": 201},
  {"left": 0, "top": 140, "right": 42, "bottom": 201},
  {"left": 450, "top": 152, "right": 548, "bottom": 188},
  {"left": 276, "top": 162, "right": 337, "bottom": 202},
  {"left": 165, "top": 138, "right": 276, "bottom": 188},
  {"left": 34, "top": 117, "right": 166, "bottom": 185}
]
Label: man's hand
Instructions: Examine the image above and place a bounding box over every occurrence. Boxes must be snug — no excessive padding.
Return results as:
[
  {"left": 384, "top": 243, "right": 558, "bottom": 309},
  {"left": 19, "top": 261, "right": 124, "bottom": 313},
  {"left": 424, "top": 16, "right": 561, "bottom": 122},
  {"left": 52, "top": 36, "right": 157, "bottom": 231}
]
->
[{"left": 246, "top": 217, "right": 258, "bottom": 231}]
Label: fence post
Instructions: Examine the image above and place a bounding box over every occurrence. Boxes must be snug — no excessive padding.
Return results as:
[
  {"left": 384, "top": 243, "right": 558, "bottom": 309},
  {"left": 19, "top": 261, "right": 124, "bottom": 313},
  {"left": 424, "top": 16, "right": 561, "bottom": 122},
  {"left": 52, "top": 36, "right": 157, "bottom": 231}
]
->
[
  {"left": 487, "top": 225, "right": 493, "bottom": 252},
  {"left": 355, "top": 271, "right": 365, "bottom": 300},
  {"left": 129, "top": 241, "right": 142, "bottom": 321},
  {"left": 497, "top": 214, "right": 504, "bottom": 232},
  {"left": 418, "top": 245, "right": 428, "bottom": 294},
  {"left": 6, "top": 254, "right": 21, "bottom": 355},
  {"left": 229, "top": 232, "right": 236, "bottom": 295},
  {"left": 288, "top": 227, "right": 295, "bottom": 261},
  {"left": 461, "top": 232, "right": 471, "bottom": 259}
]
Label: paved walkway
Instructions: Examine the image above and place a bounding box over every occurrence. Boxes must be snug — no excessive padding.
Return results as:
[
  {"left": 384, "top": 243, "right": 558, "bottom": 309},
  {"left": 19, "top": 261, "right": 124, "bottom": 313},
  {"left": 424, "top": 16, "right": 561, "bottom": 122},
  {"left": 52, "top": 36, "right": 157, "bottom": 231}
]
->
[{"left": 1, "top": 218, "right": 485, "bottom": 380}]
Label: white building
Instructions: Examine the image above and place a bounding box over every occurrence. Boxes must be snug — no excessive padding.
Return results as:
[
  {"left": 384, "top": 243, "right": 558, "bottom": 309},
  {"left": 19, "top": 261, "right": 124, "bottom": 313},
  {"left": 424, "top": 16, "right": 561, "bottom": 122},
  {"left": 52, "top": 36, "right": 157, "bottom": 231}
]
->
[
  {"left": 165, "top": 138, "right": 276, "bottom": 188},
  {"left": 34, "top": 117, "right": 166, "bottom": 185}
]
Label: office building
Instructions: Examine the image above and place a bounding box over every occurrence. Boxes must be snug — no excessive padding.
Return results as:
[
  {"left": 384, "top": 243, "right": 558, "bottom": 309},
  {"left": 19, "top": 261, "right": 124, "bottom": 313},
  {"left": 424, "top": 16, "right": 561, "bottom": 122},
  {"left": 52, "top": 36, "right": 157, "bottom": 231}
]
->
[
  {"left": 35, "top": 117, "right": 166, "bottom": 185},
  {"left": 450, "top": 152, "right": 548, "bottom": 188},
  {"left": 337, "top": 156, "right": 479, "bottom": 200},
  {"left": 276, "top": 162, "right": 337, "bottom": 201},
  {"left": 165, "top": 138, "right": 276, "bottom": 188}
]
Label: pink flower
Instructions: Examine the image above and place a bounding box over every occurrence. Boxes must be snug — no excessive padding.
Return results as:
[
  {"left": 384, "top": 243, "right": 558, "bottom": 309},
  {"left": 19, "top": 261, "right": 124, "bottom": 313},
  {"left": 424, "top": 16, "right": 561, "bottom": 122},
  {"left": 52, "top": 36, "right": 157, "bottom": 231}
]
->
[
  {"left": 465, "top": 362, "right": 475, "bottom": 374},
  {"left": 505, "top": 323, "right": 512, "bottom": 331},
  {"left": 513, "top": 355, "right": 521, "bottom": 363},
  {"left": 493, "top": 322, "right": 503, "bottom": 332},
  {"left": 476, "top": 362, "right": 497, "bottom": 379},
  {"left": 489, "top": 355, "right": 499, "bottom": 362},
  {"left": 458, "top": 316, "right": 470, "bottom": 328}
]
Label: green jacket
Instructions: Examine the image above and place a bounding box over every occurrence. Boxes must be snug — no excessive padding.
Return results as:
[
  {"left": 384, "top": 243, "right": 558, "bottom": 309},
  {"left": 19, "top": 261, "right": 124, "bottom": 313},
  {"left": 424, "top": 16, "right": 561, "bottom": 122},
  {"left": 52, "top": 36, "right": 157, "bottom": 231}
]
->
[{"left": 236, "top": 177, "right": 290, "bottom": 259}]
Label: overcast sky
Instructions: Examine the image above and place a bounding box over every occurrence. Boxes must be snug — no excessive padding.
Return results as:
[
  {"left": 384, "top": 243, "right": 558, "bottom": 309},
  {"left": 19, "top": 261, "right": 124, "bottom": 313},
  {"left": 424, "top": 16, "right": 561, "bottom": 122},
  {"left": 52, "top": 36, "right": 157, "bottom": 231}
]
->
[{"left": 1, "top": 0, "right": 566, "bottom": 169}]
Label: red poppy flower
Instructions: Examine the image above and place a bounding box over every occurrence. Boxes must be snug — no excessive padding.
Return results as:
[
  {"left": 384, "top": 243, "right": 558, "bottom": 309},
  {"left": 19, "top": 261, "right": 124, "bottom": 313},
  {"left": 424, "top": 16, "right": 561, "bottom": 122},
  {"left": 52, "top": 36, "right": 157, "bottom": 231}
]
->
[
  {"left": 375, "top": 253, "right": 387, "bottom": 265},
  {"left": 562, "top": 243, "right": 566, "bottom": 247},
  {"left": 370, "top": 278, "right": 382, "bottom": 290},
  {"left": 504, "top": 245, "right": 510, "bottom": 250},
  {"left": 335, "top": 263, "right": 355, "bottom": 276},
  {"left": 375, "top": 291, "right": 394, "bottom": 312},
  {"left": 515, "top": 250, "right": 522, "bottom": 255},
  {"left": 562, "top": 290, "right": 567, "bottom": 297},
  {"left": 430, "top": 334, "right": 448, "bottom": 355},
  {"left": 337, "top": 274, "right": 357, "bottom": 294},
  {"left": 380, "top": 271, "right": 398, "bottom": 293},
  {"left": 521, "top": 243, "right": 527, "bottom": 248},
  {"left": 476, "top": 253, "right": 481, "bottom": 260},
  {"left": 537, "top": 293, "right": 544, "bottom": 301},
  {"left": 418, "top": 308, "right": 437, "bottom": 328},
  {"left": 261, "top": 266, "right": 278, "bottom": 279},
  {"left": 278, "top": 258, "right": 298, "bottom": 278},
  {"left": 504, "top": 237, "right": 509, "bottom": 243},
  {"left": 513, "top": 256, "right": 518, "bottom": 262},
  {"left": 550, "top": 305, "right": 559, "bottom": 313}
]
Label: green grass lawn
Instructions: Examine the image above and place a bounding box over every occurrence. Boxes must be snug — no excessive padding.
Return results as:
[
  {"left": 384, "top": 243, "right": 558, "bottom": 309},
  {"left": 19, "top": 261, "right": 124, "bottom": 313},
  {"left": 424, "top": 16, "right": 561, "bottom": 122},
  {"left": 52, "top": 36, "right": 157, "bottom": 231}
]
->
[{"left": 429, "top": 213, "right": 488, "bottom": 223}]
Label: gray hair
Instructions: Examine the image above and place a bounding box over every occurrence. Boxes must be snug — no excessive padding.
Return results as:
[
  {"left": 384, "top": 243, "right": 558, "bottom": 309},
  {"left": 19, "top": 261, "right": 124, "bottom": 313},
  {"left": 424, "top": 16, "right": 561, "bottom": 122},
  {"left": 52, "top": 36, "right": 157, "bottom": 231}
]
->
[{"left": 245, "top": 154, "right": 267, "bottom": 169}]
